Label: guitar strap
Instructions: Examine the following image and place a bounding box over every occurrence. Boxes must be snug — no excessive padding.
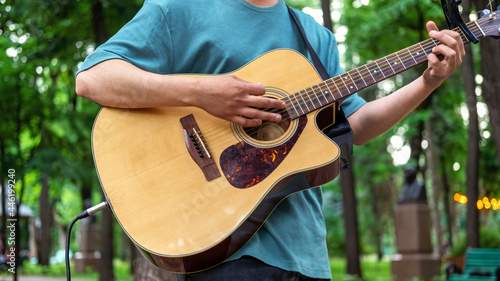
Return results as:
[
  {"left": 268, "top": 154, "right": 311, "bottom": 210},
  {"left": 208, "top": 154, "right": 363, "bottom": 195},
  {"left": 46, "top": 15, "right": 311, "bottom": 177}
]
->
[{"left": 287, "top": 6, "right": 354, "bottom": 167}]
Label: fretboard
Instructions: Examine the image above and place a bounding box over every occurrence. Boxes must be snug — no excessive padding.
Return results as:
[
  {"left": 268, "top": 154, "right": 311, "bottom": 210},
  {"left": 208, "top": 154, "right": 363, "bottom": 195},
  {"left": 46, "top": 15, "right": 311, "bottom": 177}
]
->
[{"left": 284, "top": 18, "right": 487, "bottom": 119}]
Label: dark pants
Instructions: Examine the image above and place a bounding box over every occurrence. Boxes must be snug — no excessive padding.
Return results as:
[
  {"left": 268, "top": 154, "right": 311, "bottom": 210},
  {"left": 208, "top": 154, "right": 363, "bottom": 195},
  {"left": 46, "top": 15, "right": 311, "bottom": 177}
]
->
[{"left": 175, "top": 256, "right": 331, "bottom": 281}]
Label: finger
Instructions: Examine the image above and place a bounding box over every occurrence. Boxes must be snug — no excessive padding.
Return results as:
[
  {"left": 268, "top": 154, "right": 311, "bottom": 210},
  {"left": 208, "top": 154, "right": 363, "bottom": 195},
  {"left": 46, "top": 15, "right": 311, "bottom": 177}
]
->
[
  {"left": 230, "top": 115, "right": 263, "bottom": 128},
  {"left": 428, "top": 29, "right": 464, "bottom": 60},
  {"left": 427, "top": 53, "right": 449, "bottom": 77},
  {"left": 431, "top": 43, "right": 457, "bottom": 62},
  {"left": 231, "top": 76, "right": 266, "bottom": 96},
  {"left": 247, "top": 95, "right": 286, "bottom": 110},
  {"left": 426, "top": 21, "right": 439, "bottom": 34},
  {"left": 427, "top": 53, "right": 441, "bottom": 69},
  {"left": 240, "top": 107, "right": 282, "bottom": 123}
]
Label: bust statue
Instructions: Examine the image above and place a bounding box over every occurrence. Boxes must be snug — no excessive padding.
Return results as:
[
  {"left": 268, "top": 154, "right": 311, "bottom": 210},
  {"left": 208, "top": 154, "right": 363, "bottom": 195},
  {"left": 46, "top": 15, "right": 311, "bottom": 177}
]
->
[{"left": 398, "top": 165, "right": 427, "bottom": 204}]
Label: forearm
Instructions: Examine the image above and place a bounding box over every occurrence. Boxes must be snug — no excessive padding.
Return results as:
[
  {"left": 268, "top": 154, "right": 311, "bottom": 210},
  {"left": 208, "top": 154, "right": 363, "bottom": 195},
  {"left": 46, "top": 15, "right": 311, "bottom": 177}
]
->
[
  {"left": 75, "top": 59, "right": 196, "bottom": 108},
  {"left": 347, "top": 21, "right": 465, "bottom": 146},
  {"left": 75, "top": 59, "right": 285, "bottom": 127},
  {"left": 348, "top": 74, "right": 438, "bottom": 145}
]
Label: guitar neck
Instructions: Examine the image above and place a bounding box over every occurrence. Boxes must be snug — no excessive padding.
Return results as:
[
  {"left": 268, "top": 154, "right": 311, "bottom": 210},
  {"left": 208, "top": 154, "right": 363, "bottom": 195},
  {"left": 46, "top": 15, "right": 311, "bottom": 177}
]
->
[{"left": 284, "top": 19, "right": 486, "bottom": 119}]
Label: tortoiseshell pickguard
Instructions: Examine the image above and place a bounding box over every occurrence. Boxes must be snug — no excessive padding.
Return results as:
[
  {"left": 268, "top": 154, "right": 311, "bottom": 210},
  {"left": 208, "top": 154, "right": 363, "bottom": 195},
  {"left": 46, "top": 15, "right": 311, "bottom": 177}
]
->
[{"left": 220, "top": 116, "right": 307, "bottom": 189}]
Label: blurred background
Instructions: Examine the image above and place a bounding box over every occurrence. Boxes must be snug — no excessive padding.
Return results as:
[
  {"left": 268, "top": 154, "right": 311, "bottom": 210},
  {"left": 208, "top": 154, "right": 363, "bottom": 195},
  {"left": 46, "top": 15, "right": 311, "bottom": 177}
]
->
[{"left": 0, "top": 0, "right": 499, "bottom": 280}]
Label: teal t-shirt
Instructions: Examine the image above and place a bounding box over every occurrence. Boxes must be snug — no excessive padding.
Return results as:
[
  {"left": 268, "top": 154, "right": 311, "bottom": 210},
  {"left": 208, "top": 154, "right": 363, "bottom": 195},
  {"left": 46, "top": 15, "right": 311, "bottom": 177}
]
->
[{"left": 78, "top": 0, "right": 366, "bottom": 278}]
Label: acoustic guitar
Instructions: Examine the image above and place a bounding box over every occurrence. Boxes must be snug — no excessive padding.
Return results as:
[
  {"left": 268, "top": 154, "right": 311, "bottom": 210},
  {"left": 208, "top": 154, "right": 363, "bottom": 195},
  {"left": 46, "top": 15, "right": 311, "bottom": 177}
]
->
[{"left": 91, "top": 12, "right": 499, "bottom": 273}]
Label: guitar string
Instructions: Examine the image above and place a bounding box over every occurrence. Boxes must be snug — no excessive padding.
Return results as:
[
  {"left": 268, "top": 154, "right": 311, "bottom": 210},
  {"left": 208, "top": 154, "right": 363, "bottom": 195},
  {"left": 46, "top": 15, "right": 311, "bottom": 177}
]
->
[
  {"left": 194, "top": 18, "right": 492, "bottom": 148},
  {"left": 193, "top": 37, "right": 440, "bottom": 152},
  {"left": 232, "top": 15, "right": 489, "bottom": 125},
  {"left": 277, "top": 22, "right": 481, "bottom": 119},
  {"left": 199, "top": 23, "right": 477, "bottom": 144},
  {"left": 266, "top": 26, "right": 471, "bottom": 117},
  {"left": 196, "top": 25, "right": 476, "bottom": 147},
  {"left": 195, "top": 23, "right": 490, "bottom": 153},
  {"left": 291, "top": 17, "right": 496, "bottom": 113}
]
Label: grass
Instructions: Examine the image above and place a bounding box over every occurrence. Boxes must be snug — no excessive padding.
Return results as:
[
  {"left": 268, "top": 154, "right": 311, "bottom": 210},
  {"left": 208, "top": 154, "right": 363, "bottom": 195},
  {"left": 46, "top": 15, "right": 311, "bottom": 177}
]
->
[
  {"left": 330, "top": 257, "right": 394, "bottom": 281},
  {"left": 7, "top": 256, "right": 447, "bottom": 281},
  {"left": 8, "top": 259, "right": 132, "bottom": 281},
  {"left": 330, "top": 256, "right": 446, "bottom": 281}
]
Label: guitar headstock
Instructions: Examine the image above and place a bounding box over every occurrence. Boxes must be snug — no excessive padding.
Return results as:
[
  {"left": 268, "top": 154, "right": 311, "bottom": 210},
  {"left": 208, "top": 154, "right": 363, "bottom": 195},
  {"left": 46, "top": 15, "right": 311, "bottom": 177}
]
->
[{"left": 477, "top": 9, "right": 500, "bottom": 39}]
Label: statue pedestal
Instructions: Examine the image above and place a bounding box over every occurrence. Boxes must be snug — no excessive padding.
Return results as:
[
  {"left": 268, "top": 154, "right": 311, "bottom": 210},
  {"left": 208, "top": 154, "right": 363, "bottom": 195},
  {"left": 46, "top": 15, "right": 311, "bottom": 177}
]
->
[
  {"left": 73, "top": 223, "right": 101, "bottom": 273},
  {"left": 391, "top": 203, "right": 440, "bottom": 281}
]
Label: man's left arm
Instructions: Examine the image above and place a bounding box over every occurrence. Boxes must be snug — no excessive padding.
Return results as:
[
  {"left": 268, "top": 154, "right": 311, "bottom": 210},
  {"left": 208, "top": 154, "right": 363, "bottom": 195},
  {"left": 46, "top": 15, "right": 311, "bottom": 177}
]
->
[{"left": 347, "top": 21, "right": 466, "bottom": 145}]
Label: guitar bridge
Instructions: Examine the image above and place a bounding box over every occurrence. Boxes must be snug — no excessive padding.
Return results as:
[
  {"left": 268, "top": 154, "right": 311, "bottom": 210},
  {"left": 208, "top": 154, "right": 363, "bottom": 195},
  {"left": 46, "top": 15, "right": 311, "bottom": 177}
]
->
[{"left": 180, "top": 114, "right": 221, "bottom": 181}]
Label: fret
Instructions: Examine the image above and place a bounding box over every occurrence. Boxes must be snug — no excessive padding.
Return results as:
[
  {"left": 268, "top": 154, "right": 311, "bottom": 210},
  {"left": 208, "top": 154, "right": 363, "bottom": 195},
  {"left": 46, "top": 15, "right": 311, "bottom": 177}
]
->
[
  {"left": 347, "top": 72, "right": 359, "bottom": 91},
  {"left": 299, "top": 90, "right": 311, "bottom": 112},
  {"left": 365, "top": 64, "right": 377, "bottom": 84},
  {"left": 388, "top": 53, "right": 404, "bottom": 73},
  {"left": 331, "top": 78, "right": 343, "bottom": 97},
  {"left": 385, "top": 57, "right": 396, "bottom": 74},
  {"left": 406, "top": 47, "right": 418, "bottom": 64},
  {"left": 414, "top": 46, "right": 423, "bottom": 57},
  {"left": 417, "top": 43, "right": 428, "bottom": 56},
  {"left": 310, "top": 86, "right": 324, "bottom": 107},
  {"left": 414, "top": 44, "right": 430, "bottom": 64},
  {"left": 340, "top": 75, "right": 352, "bottom": 94},
  {"left": 474, "top": 20, "right": 486, "bottom": 36},
  {"left": 285, "top": 97, "right": 299, "bottom": 119},
  {"left": 356, "top": 68, "right": 368, "bottom": 86},
  {"left": 292, "top": 94, "right": 305, "bottom": 115},
  {"left": 316, "top": 84, "right": 330, "bottom": 103},
  {"left": 374, "top": 60, "right": 386, "bottom": 78},
  {"left": 366, "top": 62, "right": 384, "bottom": 82},
  {"left": 395, "top": 52, "right": 407, "bottom": 70},
  {"left": 283, "top": 14, "right": 489, "bottom": 120},
  {"left": 323, "top": 82, "right": 336, "bottom": 100},
  {"left": 312, "top": 85, "right": 328, "bottom": 104},
  {"left": 457, "top": 30, "right": 470, "bottom": 44},
  {"left": 306, "top": 88, "right": 316, "bottom": 109}
]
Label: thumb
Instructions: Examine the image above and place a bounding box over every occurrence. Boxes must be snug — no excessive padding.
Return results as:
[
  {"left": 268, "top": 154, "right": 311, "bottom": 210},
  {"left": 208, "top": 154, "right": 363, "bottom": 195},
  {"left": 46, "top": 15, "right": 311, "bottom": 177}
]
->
[{"left": 426, "top": 21, "right": 439, "bottom": 36}]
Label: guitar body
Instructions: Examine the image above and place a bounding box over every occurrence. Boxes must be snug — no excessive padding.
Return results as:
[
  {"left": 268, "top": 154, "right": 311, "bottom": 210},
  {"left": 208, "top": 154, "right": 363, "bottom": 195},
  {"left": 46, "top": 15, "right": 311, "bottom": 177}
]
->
[{"left": 92, "top": 49, "right": 341, "bottom": 273}]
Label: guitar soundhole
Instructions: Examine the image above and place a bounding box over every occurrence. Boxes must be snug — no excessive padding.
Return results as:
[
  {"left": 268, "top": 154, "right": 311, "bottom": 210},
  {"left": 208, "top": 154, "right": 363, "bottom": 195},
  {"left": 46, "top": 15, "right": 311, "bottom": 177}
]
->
[{"left": 243, "top": 120, "right": 291, "bottom": 141}]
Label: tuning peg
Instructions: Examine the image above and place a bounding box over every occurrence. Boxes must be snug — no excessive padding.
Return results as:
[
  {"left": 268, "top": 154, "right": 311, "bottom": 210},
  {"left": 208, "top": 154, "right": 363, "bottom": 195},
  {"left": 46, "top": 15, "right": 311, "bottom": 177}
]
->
[{"left": 478, "top": 9, "right": 491, "bottom": 18}]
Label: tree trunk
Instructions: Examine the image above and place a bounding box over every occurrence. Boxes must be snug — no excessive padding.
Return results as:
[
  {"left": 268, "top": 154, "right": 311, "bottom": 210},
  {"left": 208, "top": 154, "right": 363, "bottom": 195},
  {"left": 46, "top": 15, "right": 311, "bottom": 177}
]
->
[
  {"left": 321, "top": 0, "right": 333, "bottom": 31},
  {"left": 339, "top": 144, "right": 362, "bottom": 277},
  {"left": 100, "top": 193, "right": 115, "bottom": 281},
  {"left": 480, "top": 37, "right": 500, "bottom": 162},
  {"left": 92, "top": 0, "right": 109, "bottom": 45},
  {"left": 39, "top": 173, "right": 51, "bottom": 266},
  {"left": 133, "top": 248, "right": 177, "bottom": 281},
  {"left": 438, "top": 152, "right": 454, "bottom": 246},
  {"left": 53, "top": 210, "right": 68, "bottom": 250},
  {"left": 464, "top": 0, "right": 481, "bottom": 249},
  {"left": 90, "top": 1, "right": 115, "bottom": 279},
  {"left": 426, "top": 120, "right": 443, "bottom": 255},
  {"left": 473, "top": 0, "right": 500, "bottom": 163},
  {"left": 370, "top": 184, "right": 382, "bottom": 260}
]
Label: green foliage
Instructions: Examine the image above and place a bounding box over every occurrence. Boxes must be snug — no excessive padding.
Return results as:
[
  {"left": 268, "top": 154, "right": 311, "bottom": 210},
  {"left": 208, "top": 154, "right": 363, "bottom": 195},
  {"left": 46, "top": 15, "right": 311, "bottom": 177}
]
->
[
  {"left": 341, "top": 0, "right": 444, "bottom": 68},
  {"left": 18, "top": 259, "right": 132, "bottom": 281},
  {"left": 0, "top": 0, "right": 141, "bottom": 272},
  {"left": 451, "top": 225, "right": 500, "bottom": 256},
  {"left": 2, "top": 0, "right": 498, "bottom": 277},
  {"left": 286, "top": 0, "right": 320, "bottom": 10},
  {"left": 330, "top": 257, "right": 394, "bottom": 280}
]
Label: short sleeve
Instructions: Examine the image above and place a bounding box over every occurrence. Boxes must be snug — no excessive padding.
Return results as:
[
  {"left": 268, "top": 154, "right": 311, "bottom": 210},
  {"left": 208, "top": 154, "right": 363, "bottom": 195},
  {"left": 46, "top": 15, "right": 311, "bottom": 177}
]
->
[{"left": 77, "top": 0, "right": 174, "bottom": 75}]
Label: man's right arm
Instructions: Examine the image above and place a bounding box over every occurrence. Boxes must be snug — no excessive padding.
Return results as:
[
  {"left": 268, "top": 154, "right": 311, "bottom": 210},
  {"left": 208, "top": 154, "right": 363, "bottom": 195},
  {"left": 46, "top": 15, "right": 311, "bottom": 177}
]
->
[{"left": 76, "top": 59, "right": 285, "bottom": 127}]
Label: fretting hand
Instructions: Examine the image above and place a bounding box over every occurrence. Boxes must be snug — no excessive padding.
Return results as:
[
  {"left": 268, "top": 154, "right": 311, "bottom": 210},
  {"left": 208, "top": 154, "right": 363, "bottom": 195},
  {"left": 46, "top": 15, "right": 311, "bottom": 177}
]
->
[{"left": 423, "top": 21, "right": 466, "bottom": 88}]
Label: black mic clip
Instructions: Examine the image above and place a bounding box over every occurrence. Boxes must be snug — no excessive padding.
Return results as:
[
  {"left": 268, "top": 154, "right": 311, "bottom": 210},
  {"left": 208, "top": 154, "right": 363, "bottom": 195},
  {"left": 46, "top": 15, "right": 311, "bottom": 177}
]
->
[{"left": 441, "top": 0, "right": 479, "bottom": 44}]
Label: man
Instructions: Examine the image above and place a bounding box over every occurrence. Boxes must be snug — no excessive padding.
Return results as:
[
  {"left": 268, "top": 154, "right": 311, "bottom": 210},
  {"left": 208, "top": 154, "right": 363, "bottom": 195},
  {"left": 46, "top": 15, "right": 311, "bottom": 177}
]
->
[{"left": 76, "top": 0, "right": 465, "bottom": 280}]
